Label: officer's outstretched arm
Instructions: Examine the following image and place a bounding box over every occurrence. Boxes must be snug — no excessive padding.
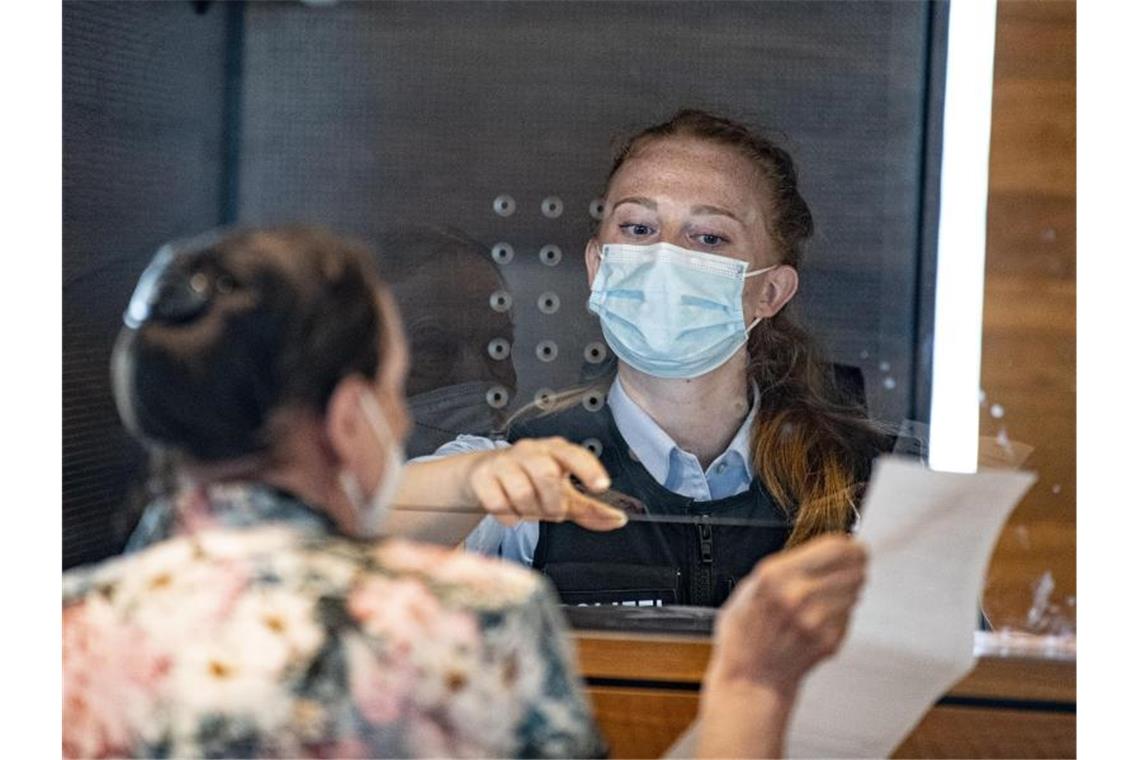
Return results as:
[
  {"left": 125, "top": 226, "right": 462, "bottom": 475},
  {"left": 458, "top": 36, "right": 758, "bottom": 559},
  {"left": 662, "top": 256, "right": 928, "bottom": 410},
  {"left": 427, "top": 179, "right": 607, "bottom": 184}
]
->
[{"left": 390, "top": 437, "right": 627, "bottom": 545}]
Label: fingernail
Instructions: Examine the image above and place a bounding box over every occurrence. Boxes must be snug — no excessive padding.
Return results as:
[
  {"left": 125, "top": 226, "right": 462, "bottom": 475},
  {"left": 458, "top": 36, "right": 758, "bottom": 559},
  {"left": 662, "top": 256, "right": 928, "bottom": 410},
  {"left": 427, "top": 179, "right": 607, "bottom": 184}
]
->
[{"left": 594, "top": 476, "right": 611, "bottom": 491}]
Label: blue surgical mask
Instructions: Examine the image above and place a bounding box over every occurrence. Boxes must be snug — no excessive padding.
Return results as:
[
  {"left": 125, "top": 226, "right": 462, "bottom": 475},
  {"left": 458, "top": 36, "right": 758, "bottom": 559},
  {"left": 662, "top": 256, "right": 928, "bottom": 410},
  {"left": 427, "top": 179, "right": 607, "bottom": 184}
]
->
[{"left": 587, "top": 242, "right": 776, "bottom": 379}]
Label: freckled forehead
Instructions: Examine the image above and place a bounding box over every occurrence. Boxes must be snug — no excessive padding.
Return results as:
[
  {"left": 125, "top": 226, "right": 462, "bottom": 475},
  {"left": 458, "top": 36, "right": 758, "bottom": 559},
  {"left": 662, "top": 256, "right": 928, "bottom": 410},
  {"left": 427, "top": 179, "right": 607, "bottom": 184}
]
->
[{"left": 608, "top": 138, "right": 766, "bottom": 224}]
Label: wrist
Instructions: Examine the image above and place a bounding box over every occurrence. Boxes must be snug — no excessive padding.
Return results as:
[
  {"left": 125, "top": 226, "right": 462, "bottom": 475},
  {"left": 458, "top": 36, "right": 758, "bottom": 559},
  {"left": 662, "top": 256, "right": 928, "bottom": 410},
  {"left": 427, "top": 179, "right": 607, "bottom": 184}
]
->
[
  {"left": 697, "top": 678, "right": 798, "bottom": 759},
  {"left": 459, "top": 449, "right": 495, "bottom": 506},
  {"left": 704, "top": 652, "right": 801, "bottom": 701},
  {"left": 701, "top": 674, "right": 797, "bottom": 717}
]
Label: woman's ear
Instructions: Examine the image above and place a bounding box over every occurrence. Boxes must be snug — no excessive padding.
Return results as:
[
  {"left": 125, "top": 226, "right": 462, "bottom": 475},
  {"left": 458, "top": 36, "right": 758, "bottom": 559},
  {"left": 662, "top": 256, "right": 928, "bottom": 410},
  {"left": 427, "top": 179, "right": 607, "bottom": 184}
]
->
[
  {"left": 325, "top": 375, "right": 372, "bottom": 472},
  {"left": 750, "top": 265, "right": 799, "bottom": 321},
  {"left": 585, "top": 238, "right": 602, "bottom": 287}
]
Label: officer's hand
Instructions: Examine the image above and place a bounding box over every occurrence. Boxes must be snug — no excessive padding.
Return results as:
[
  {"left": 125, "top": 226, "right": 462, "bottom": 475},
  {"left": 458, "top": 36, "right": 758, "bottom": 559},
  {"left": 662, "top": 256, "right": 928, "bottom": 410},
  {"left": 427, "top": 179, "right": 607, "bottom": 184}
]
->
[
  {"left": 466, "top": 437, "right": 629, "bottom": 531},
  {"left": 709, "top": 534, "right": 868, "bottom": 695}
]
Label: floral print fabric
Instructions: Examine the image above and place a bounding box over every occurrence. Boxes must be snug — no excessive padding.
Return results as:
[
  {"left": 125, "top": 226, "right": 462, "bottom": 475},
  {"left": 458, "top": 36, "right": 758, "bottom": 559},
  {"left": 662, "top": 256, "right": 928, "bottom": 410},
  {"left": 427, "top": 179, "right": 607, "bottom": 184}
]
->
[{"left": 63, "top": 484, "right": 606, "bottom": 758}]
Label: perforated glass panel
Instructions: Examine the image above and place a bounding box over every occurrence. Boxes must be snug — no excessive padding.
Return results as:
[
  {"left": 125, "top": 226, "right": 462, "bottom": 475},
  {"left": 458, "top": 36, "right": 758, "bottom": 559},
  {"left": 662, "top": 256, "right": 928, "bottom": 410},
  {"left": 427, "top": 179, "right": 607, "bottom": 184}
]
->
[{"left": 235, "top": 0, "right": 937, "bottom": 450}]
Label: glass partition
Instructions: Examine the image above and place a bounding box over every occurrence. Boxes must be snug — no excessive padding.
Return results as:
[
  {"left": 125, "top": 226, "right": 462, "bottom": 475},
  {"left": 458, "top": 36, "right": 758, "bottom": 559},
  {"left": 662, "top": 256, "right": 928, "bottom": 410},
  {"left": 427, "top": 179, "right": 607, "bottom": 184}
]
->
[{"left": 63, "top": 0, "right": 1074, "bottom": 644}]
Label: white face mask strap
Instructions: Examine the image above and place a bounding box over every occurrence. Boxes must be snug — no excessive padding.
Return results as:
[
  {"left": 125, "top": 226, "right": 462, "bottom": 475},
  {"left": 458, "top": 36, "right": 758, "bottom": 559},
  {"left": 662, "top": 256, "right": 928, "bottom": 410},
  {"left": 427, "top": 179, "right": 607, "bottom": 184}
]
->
[
  {"left": 743, "top": 263, "right": 779, "bottom": 279},
  {"left": 743, "top": 265, "right": 778, "bottom": 333},
  {"left": 350, "top": 390, "right": 403, "bottom": 538},
  {"left": 335, "top": 391, "right": 389, "bottom": 505},
  {"left": 339, "top": 392, "right": 393, "bottom": 506},
  {"left": 359, "top": 390, "right": 392, "bottom": 446},
  {"left": 338, "top": 469, "right": 365, "bottom": 512}
]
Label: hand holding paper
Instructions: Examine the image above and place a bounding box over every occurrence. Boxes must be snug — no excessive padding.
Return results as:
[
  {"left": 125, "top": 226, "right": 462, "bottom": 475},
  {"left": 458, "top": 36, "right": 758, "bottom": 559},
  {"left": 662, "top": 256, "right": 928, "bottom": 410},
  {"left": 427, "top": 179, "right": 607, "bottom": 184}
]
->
[
  {"left": 671, "top": 456, "right": 1036, "bottom": 758},
  {"left": 785, "top": 456, "right": 1036, "bottom": 757}
]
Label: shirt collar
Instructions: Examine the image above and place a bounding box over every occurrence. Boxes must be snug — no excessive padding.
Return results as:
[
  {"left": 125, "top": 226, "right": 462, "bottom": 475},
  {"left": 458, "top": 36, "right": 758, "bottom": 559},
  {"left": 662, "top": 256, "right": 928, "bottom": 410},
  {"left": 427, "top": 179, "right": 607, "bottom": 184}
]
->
[{"left": 607, "top": 375, "right": 758, "bottom": 485}]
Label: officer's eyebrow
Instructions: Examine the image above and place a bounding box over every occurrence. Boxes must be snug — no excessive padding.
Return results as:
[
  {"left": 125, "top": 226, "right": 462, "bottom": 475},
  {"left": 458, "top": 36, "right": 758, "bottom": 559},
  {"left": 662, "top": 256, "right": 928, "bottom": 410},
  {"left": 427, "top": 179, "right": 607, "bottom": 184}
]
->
[
  {"left": 611, "top": 197, "right": 657, "bottom": 212},
  {"left": 691, "top": 204, "right": 743, "bottom": 224}
]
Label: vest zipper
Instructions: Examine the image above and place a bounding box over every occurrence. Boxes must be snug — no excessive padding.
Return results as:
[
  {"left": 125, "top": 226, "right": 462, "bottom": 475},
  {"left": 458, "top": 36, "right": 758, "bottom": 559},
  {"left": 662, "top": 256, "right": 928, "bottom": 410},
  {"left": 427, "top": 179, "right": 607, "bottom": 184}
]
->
[
  {"left": 692, "top": 518, "right": 715, "bottom": 605},
  {"left": 699, "top": 522, "right": 714, "bottom": 564}
]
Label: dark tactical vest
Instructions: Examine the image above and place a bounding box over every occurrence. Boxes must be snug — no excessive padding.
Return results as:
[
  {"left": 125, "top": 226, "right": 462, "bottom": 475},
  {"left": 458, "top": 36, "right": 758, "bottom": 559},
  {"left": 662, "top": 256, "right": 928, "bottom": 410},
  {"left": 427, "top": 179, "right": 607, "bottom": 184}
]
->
[{"left": 507, "top": 401, "right": 793, "bottom": 608}]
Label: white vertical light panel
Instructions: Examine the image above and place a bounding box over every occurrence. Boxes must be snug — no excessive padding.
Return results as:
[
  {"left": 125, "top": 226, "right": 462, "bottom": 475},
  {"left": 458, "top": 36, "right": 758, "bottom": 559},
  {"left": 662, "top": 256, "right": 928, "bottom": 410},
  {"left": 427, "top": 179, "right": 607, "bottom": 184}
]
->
[{"left": 928, "top": 0, "right": 999, "bottom": 473}]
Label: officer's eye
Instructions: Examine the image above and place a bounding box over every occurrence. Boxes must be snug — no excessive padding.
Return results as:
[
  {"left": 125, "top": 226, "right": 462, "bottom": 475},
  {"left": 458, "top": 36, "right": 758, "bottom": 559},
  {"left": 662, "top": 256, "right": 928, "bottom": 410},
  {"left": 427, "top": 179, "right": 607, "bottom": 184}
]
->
[
  {"left": 619, "top": 223, "right": 655, "bottom": 238},
  {"left": 695, "top": 233, "right": 727, "bottom": 247}
]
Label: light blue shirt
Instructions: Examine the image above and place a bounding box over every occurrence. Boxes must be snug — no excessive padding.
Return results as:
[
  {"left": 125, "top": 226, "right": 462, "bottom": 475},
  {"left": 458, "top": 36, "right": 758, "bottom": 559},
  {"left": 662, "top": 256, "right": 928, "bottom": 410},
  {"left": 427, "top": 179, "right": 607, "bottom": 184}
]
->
[{"left": 413, "top": 377, "right": 758, "bottom": 565}]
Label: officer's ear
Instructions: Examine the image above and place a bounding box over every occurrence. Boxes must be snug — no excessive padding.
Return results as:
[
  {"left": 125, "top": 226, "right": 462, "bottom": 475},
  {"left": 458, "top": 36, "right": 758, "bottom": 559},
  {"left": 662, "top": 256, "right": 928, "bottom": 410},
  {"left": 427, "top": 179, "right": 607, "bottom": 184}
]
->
[
  {"left": 749, "top": 265, "right": 799, "bottom": 321},
  {"left": 585, "top": 238, "right": 603, "bottom": 287}
]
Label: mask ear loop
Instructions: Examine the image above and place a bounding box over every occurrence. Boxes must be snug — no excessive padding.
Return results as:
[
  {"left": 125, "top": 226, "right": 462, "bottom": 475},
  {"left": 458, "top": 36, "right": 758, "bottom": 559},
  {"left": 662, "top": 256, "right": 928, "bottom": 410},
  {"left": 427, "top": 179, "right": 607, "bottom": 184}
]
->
[
  {"left": 743, "top": 264, "right": 779, "bottom": 334},
  {"left": 366, "top": 392, "right": 410, "bottom": 538},
  {"left": 337, "top": 392, "right": 394, "bottom": 520},
  {"left": 742, "top": 264, "right": 779, "bottom": 278},
  {"left": 338, "top": 469, "right": 366, "bottom": 513},
  {"left": 359, "top": 390, "right": 393, "bottom": 445}
]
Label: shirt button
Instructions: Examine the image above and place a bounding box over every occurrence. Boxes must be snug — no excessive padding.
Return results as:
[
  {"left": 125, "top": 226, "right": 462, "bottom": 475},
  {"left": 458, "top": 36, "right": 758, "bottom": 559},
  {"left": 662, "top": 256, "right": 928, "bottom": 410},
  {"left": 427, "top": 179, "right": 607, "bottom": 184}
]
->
[{"left": 715, "top": 462, "right": 727, "bottom": 474}]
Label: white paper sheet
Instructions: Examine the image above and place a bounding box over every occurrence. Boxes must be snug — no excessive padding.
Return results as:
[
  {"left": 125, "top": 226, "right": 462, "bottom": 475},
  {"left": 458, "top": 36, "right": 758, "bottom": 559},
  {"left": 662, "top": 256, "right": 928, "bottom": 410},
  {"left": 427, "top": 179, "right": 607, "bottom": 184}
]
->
[{"left": 667, "top": 456, "right": 1036, "bottom": 759}]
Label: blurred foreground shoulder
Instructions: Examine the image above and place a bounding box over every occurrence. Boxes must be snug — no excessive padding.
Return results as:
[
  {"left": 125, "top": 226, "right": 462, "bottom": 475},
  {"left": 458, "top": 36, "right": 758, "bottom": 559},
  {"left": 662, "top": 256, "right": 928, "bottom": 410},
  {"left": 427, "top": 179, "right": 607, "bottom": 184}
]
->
[{"left": 63, "top": 527, "right": 602, "bottom": 758}]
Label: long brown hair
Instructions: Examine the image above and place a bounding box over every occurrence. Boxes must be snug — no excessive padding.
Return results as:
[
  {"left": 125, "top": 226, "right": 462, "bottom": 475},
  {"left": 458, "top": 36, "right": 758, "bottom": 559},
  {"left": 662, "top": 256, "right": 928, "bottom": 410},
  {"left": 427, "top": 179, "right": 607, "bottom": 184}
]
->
[{"left": 607, "top": 109, "right": 891, "bottom": 546}]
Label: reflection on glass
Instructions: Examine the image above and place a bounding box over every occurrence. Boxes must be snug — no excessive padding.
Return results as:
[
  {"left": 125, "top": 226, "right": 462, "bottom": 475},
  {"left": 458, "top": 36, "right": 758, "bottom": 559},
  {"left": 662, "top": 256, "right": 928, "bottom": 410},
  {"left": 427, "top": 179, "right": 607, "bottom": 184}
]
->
[{"left": 379, "top": 227, "right": 517, "bottom": 457}]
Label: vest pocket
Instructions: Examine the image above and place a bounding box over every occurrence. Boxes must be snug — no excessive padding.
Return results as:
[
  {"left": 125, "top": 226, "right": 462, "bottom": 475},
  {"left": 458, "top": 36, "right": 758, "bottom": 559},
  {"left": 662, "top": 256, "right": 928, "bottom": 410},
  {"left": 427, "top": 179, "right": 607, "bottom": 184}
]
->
[{"left": 542, "top": 562, "right": 682, "bottom": 606}]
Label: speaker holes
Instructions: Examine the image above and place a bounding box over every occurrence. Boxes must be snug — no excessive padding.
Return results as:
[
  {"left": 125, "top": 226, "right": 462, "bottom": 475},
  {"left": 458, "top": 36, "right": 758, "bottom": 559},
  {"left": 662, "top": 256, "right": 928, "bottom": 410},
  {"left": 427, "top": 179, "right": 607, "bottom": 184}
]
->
[
  {"left": 493, "top": 194, "right": 516, "bottom": 217},
  {"left": 541, "top": 196, "right": 564, "bottom": 218},
  {"left": 486, "top": 385, "right": 510, "bottom": 409},
  {"left": 491, "top": 242, "right": 514, "bottom": 264},
  {"left": 583, "top": 341, "right": 607, "bottom": 364},
  {"left": 537, "top": 291, "right": 561, "bottom": 314},
  {"left": 487, "top": 338, "right": 511, "bottom": 360},
  {"left": 489, "top": 289, "right": 513, "bottom": 312},
  {"left": 536, "top": 340, "right": 558, "bottom": 362},
  {"left": 539, "top": 244, "right": 562, "bottom": 266}
]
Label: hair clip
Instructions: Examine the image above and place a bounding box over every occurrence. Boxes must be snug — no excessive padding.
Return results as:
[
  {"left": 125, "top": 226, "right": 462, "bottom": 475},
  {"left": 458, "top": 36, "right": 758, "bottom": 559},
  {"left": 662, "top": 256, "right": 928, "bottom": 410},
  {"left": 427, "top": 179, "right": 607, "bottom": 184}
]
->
[{"left": 123, "top": 241, "right": 234, "bottom": 329}]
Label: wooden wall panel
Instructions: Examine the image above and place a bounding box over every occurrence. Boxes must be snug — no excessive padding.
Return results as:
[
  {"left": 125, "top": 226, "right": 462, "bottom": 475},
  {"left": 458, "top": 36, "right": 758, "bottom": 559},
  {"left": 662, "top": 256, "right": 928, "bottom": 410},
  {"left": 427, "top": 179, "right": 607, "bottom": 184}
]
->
[
  {"left": 990, "top": 0, "right": 1076, "bottom": 82},
  {"left": 892, "top": 706, "right": 1075, "bottom": 759},
  {"left": 575, "top": 631, "right": 709, "bottom": 683},
  {"left": 587, "top": 687, "right": 700, "bottom": 759},
  {"left": 988, "top": 81, "right": 1076, "bottom": 196},
  {"left": 980, "top": 0, "right": 1076, "bottom": 633},
  {"left": 985, "top": 194, "right": 1075, "bottom": 279}
]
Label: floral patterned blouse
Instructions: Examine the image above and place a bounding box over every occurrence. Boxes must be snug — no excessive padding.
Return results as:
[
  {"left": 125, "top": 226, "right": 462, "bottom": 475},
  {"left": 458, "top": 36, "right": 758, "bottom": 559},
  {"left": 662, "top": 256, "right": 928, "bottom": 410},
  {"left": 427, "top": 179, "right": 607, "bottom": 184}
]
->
[{"left": 63, "top": 483, "right": 607, "bottom": 758}]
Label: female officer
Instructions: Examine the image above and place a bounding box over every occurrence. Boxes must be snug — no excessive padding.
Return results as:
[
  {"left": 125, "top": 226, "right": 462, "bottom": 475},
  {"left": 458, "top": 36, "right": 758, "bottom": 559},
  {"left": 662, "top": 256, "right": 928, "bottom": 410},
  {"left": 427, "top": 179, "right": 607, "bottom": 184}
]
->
[
  {"left": 74, "top": 226, "right": 867, "bottom": 757},
  {"left": 397, "top": 109, "right": 889, "bottom": 607}
]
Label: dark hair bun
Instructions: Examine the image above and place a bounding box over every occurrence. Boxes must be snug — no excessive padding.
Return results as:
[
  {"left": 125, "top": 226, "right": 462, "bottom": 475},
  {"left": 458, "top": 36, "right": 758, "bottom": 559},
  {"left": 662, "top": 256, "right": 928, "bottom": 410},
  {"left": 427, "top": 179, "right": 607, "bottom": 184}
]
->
[{"left": 113, "top": 227, "right": 384, "bottom": 462}]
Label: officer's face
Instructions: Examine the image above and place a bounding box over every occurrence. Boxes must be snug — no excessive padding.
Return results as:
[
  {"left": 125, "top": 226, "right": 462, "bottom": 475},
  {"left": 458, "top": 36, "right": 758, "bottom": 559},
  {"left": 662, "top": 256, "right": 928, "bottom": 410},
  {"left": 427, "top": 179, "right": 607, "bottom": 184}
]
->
[{"left": 586, "top": 136, "right": 795, "bottom": 323}]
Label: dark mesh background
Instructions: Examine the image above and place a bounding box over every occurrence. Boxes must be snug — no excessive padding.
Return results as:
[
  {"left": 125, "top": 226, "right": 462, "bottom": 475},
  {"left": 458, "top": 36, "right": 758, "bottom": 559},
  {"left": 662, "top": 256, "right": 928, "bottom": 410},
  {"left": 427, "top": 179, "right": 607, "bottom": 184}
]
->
[
  {"left": 63, "top": 0, "right": 943, "bottom": 568},
  {"left": 63, "top": 0, "right": 230, "bottom": 568}
]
